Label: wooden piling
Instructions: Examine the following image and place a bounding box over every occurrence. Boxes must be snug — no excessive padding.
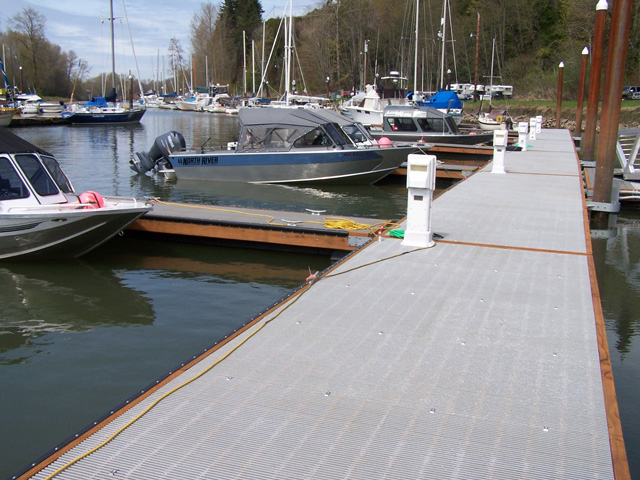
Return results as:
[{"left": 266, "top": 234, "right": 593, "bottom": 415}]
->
[
  {"left": 582, "top": 1, "right": 608, "bottom": 163},
  {"left": 592, "top": 0, "right": 633, "bottom": 231}
]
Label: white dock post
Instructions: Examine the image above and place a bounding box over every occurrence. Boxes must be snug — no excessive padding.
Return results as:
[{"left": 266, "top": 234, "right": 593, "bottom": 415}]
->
[
  {"left": 536, "top": 115, "right": 543, "bottom": 133},
  {"left": 518, "top": 122, "right": 529, "bottom": 151},
  {"left": 492, "top": 129, "right": 508, "bottom": 174},
  {"left": 402, "top": 154, "right": 436, "bottom": 248},
  {"left": 529, "top": 118, "right": 537, "bottom": 140}
]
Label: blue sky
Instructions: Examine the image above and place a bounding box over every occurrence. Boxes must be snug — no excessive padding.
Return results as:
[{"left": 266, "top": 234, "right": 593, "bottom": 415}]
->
[{"left": 2, "top": 0, "right": 317, "bottom": 81}]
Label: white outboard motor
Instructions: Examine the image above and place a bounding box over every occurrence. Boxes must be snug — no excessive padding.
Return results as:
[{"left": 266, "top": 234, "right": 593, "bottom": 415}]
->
[{"left": 130, "top": 131, "right": 186, "bottom": 174}]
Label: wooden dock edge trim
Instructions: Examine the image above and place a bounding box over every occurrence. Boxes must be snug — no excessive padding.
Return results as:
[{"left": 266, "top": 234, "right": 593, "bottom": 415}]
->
[
  {"left": 577, "top": 134, "right": 629, "bottom": 479},
  {"left": 435, "top": 239, "right": 589, "bottom": 257},
  {"left": 15, "top": 237, "right": 379, "bottom": 480},
  {"left": 587, "top": 255, "right": 631, "bottom": 480},
  {"left": 129, "top": 218, "right": 356, "bottom": 251}
]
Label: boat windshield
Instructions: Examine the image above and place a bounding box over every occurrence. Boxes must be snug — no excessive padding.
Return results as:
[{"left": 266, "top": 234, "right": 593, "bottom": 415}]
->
[
  {"left": 0, "top": 156, "right": 30, "bottom": 200},
  {"left": 324, "top": 123, "right": 352, "bottom": 146},
  {"left": 386, "top": 117, "right": 418, "bottom": 132},
  {"left": 41, "top": 155, "right": 74, "bottom": 193},
  {"left": 416, "top": 117, "right": 447, "bottom": 133},
  {"left": 341, "top": 123, "right": 374, "bottom": 143},
  {"left": 292, "top": 127, "right": 332, "bottom": 148},
  {"left": 15, "top": 154, "right": 60, "bottom": 196}
]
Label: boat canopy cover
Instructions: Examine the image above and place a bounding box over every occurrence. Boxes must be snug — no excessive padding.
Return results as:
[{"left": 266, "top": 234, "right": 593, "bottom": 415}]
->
[
  {"left": 85, "top": 97, "right": 109, "bottom": 107},
  {"left": 418, "top": 90, "right": 463, "bottom": 110},
  {"left": 0, "top": 127, "right": 51, "bottom": 155},
  {"left": 237, "top": 108, "right": 347, "bottom": 152}
]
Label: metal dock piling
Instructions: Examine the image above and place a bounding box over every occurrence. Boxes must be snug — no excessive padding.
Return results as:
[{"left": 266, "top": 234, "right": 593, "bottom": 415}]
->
[{"left": 20, "top": 129, "right": 628, "bottom": 479}]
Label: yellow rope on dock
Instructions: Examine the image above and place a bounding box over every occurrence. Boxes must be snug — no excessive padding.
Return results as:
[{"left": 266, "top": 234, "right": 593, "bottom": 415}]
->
[{"left": 151, "top": 198, "right": 398, "bottom": 235}]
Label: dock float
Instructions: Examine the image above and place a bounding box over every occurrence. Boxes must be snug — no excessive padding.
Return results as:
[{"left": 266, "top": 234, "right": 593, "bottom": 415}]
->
[
  {"left": 127, "top": 201, "right": 389, "bottom": 255},
  {"left": 19, "top": 130, "right": 628, "bottom": 479}
]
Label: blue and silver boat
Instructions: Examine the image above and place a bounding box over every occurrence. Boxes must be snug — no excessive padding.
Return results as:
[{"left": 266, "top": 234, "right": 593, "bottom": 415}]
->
[{"left": 132, "top": 108, "right": 415, "bottom": 185}]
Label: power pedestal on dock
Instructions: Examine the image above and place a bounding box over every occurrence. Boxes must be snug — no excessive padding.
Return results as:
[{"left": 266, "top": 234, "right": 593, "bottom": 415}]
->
[
  {"left": 492, "top": 130, "right": 508, "bottom": 174},
  {"left": 402, "top": 154, "right": 436, "bottom": 248},
  {"left": 529, "top": 118, "right": 537, "bottom": 140},
  {"left": 518, "top": 122, "right": 529, "bottom": 151}
]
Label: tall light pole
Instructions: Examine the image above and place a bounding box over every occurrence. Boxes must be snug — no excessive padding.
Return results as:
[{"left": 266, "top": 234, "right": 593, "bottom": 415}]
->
[
  {"left": 582, "top": 1, "right": 608, "bottom": 163},
  {"left": 19, "top": 66, "right": 23, "bottom": 93},
  {"left": 574, "top": 47, "right": 589, "bottom": 138},
  {"left": 555, "top": 62, "right": 564, "bottom": 128}
]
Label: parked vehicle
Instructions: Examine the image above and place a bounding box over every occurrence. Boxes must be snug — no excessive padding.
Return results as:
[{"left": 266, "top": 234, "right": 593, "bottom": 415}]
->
[{"left": 622, "top": 86, "right": 640, "bottom": 100}]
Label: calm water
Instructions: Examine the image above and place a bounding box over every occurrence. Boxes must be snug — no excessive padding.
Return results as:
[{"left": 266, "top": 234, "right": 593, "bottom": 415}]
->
[{"left": 1, "top": 110, "right": 638, "bottom": 478}]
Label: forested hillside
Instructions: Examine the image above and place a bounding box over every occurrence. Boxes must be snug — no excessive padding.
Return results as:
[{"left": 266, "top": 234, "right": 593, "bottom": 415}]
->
[
  {"left": 2, "top": 0, "right": 639, "bottom": 100},
  {"left": 189, "top": 0, "right": 640, "bottom": 99}
]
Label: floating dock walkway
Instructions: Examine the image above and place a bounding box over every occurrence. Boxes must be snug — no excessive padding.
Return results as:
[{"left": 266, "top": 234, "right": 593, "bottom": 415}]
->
[
  {"left": 19, "top": 129, "right": 628, "bottom": 479},
  {"left": 127, "top": 201, "right": 387, "bottom": 255}
]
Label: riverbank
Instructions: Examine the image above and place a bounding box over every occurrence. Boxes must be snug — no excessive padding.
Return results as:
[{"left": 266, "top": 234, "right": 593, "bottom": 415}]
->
[{"left": 465, "top": 99, "right": 640, "bottom": 131}]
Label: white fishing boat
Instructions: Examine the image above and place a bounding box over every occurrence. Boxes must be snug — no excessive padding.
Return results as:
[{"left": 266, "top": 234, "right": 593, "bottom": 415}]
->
[
  {"left": 0, "top": 108, "right": 16, "bottom": 127},
  {"left": 341, "top": 82, "right": 408, "bottom": 127},
  {"left": 0, "top": 128, "right": 152, "bottom": 260}
]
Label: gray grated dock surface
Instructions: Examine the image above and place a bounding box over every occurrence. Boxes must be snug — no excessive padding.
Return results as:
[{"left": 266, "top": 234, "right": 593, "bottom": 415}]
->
[{"left": 30, "top": 129, "right": 616, "bottom": 479}]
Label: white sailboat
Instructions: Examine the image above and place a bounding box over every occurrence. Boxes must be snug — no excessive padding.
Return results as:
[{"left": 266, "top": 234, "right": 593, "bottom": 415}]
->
[{"left": 478, "top": 38, "right": 513, "bottom": 131}]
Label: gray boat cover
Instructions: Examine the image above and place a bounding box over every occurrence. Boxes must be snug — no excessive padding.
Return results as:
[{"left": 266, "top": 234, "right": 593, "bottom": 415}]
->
[{"left": 0, "top": 127, "right": 51, "bottom": 155}]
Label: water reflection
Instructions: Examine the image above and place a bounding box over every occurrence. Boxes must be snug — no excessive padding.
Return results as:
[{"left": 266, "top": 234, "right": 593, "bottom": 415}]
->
[
  {"left": 85, "top": 236, "right": 331, "bottom": 288},
  {"left": 593, "top": 214, "right": 640, "bottom": 356},
  {"left": 0, "top": 260, "right": 154, "bottom": 364}
]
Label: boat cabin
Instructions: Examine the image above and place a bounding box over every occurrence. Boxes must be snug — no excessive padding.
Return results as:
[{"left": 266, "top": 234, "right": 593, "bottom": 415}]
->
[
  {"left": 0, "top": 144, "right": 74, "bottom": 209},
  {"left": 381, "top": 105, "right": 459, "bottom": 135}
]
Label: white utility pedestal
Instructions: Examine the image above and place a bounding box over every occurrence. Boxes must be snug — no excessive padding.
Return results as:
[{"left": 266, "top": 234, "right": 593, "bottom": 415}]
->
[
  {"left": 402, "top": 154, "right": 436, "bottom": 248},
  {"left": 529, "top": 118, "right": 537, "bottom": 140},
  {"left": 536, "top": 115, "right": 543, "bottom": 133},
  {"left": 518, "top": 122, "right": 529, "bottom": 151},
  {"left": 492, "top": 129, "right": 508, "bottom": 174}
]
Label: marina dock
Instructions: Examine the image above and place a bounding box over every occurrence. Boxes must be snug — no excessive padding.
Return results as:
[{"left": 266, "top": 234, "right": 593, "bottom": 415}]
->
[
  {"left": 18, "top": 129, "right": 629, "bottom": 479},
  {"left": 127, "top": 201, "right": 387, "bottom": 255}
]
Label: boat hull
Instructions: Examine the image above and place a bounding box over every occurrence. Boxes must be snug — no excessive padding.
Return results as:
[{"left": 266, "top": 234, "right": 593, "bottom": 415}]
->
[
  {"left": 0, "top": 204, "right": 151, "bottom": 260},
  {"left": 0, "top": 109, "right": 16, "bottom": 127},
  {"left": 170, "top": 146, "right": 413, "bottom": 185},
  {"left": 63, "top": 109, "right": 146, "bottom": 125},
  {"left": 370, "top": 130, "right": 494, "bottom": 145}
]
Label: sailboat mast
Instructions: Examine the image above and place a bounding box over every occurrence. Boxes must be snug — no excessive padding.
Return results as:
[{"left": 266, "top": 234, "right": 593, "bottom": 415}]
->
[
  {"left": 474, "top": 12, "right": 479, "bottom": 100},
  {"left": 285, "top": 0, "right": 293, "bottom": 105},
  {"left": 414, "top": 0, "right": 419, "bottom": 95},
  {"left": 489, "top": 37, "right": 495, "bottom": 107},
  {"left": 110, "top": 0, "right": 115, "bottom": 89},
  {"left": 439, "top": 0, "right": 447, "bottom": 90}
]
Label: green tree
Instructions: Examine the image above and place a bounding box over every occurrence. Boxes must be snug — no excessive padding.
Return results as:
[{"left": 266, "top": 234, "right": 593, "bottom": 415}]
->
[
  {"left": 215, "top": 0, "right": 263, "bottom": 88},
  {"left": 8, "top": 8, "right": 46, "bottom": 92}
]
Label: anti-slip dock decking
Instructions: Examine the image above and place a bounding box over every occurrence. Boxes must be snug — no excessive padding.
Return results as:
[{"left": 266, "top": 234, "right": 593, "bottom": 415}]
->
[{"left": 20, "top": 129, "right": 628, "bottom": 480}]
